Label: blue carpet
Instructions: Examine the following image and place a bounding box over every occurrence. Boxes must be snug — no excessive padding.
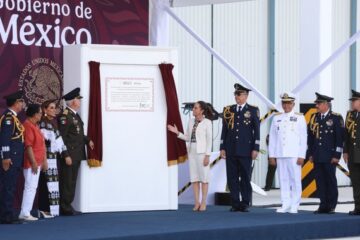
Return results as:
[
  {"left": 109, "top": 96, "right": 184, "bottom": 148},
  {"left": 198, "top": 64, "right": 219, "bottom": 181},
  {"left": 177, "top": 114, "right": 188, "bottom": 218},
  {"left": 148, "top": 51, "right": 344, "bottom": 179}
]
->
[{"left": 1, "top": 205, "right": 360, "bottom": 240}]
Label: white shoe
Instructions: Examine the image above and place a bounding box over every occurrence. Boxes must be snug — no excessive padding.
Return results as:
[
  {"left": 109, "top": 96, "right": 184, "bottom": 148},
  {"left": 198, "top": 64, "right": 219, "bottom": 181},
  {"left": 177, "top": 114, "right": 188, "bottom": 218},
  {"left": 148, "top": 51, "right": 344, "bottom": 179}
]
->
[
  {"left": 289, "top": 208, "right": 298, "bottom": 214},
  {"left": 19, "top": 213, "right": 38, "bottom": 221},
  {"left": 276, "top": 206, "right": 290, "bottom": 213},
  {"left": 40, "top": 211, "right": 54, "bottom": 219}
]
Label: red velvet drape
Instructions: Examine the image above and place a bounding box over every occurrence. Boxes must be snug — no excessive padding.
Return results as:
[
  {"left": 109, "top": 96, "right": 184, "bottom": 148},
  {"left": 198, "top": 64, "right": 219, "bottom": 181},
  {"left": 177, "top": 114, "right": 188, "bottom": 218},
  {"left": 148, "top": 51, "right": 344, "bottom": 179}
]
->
[
  {"left": 87, "top": 61, "right": 103, "bottom": 167},
  {"left": 159, "top": 64, "right": 187, "bottom": 166}
]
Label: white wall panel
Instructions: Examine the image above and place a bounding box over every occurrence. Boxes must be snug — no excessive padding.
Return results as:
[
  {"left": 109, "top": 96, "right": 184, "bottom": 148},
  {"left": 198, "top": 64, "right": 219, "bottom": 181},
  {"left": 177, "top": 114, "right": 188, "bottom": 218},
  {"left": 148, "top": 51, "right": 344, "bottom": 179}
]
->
[
  {"left": 169, "top": 6, "right": 212, "bottom": 106},
  {"left": 332, "top": 0, "right": 351, "bottom": 186},
  {"left": 275, "top": 0, "right": 300, "bottom": 98},
  {"left": 213, "top": 0, "right": 269, "bottom": 186}
]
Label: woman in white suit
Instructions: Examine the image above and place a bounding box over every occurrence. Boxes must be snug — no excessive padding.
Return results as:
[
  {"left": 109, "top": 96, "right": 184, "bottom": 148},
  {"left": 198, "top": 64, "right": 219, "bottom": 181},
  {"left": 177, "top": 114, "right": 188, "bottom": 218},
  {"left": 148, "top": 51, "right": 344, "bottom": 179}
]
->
[{"left": 168, "top": 101, "right": 213, "bottom": 211}]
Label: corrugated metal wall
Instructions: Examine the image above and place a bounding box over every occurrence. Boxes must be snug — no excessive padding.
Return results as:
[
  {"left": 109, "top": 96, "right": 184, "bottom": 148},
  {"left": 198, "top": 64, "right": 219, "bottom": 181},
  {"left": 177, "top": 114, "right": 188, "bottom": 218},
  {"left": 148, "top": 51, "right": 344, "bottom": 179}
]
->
[
  {"left": 275, "top": 0, "right": 300, "bottom": 96},
  {"left": 332, "top": 0, "right": 351, "bottom": 185},
  {"left": 169, "top": 5, "right": 212, "bottom": 105},
  {"left": 169, "top": 0, "right": 354, "bottom": 187},
  {"left": 169, "top": 0, "right": 269, "bottom": 186}
]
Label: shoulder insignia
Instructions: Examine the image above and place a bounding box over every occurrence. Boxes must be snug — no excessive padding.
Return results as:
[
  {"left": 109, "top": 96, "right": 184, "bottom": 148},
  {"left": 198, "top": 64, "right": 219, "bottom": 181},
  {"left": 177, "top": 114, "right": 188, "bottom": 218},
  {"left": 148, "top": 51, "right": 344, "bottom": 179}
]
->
[
  {"left": 295, "top": 112, "right": 303, "bottom": 116},
  {"left": 274, "top": 112, "right": 282, "bottom": 116},
  {"left": 331, "top": 112, "right": 341, "bottom": 116},
  {"left": 247, "top": 104, "right": 258, "bottom": 109},
  {"left": 63, "top": 109, "right": 69, "bottom": 115}
]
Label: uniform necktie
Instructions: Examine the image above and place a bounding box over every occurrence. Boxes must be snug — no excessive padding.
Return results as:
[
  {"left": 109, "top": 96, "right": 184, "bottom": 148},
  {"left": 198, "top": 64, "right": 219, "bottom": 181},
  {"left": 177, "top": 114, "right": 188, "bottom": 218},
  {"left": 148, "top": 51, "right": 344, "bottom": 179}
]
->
[
  {"left": 237, "top": 106, "right": 242, "bottom": 112},
  {"left": 321, "top": 114, "right": 324, "bottom": 120}
]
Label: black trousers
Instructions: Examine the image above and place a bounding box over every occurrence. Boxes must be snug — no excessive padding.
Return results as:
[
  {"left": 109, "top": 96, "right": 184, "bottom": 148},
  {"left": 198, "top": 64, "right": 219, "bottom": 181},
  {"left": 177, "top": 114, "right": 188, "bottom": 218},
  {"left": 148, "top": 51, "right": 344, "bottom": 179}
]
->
[
  {"left": 226, "top": 156, "right": 252, "bottom": 208},
  {"left": 59, "top": 159, "right": 81, "bottom": 213},
  {"left": 314, "top": 162, "right": 338, "bottom": 210},
  {"left": 349, "top": 161, "right": 360, "bottom": 211},
  {"left": 0, "top": 166, "right": 21, "bottom": 221},
  {"left": 265, "top": 164, "right": 277, "bottom": 189}
]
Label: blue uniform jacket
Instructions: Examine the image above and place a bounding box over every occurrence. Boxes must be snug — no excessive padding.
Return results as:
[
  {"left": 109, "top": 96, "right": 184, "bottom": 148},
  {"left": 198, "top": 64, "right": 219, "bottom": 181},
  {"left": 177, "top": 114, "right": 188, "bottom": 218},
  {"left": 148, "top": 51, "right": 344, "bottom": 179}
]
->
[
  {"left": 307, "top": 111, "right": 344, "bottom": 162},
  {"left": 0, "top": 109, "right": 24, "bottom": 167},
  {"left": 220, "top": 103, "right": 260, "bottom": 157}
]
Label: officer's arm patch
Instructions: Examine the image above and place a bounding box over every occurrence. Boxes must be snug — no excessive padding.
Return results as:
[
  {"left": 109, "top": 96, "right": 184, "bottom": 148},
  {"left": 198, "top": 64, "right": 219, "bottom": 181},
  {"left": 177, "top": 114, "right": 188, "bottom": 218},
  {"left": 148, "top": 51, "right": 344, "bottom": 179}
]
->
[
  {"left": 4, "top": 116, "right": 13, "bottom": 125},
  {"left": 60, "top": 116, "right": 67, "bottom": 125}
]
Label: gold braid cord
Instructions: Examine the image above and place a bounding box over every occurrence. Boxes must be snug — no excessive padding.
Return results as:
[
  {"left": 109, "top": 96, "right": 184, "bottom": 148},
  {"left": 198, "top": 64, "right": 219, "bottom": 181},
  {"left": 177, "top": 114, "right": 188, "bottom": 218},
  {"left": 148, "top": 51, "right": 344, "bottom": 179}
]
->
[
  {"left": 309, "top": 114, "right": 319, "bottom": 139},
  {"left": 345, "top": 111, "right": 356, "bottom": 138},
  {"left": 0, "top": 115, "right": 25, "bottom": 141},
  {"left": 12, "top": 116, "right": 25, "bottom": 141},
  {"left": 223, "top": 106, "right": 234, "bottom": 129}
]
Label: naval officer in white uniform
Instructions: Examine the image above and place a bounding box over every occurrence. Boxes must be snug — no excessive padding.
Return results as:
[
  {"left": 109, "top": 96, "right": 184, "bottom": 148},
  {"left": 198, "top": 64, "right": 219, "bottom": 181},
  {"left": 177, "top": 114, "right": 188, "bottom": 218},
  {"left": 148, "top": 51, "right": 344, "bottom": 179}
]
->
[{"left": 268, "top": 93, "right": 307, "bottom": 214}]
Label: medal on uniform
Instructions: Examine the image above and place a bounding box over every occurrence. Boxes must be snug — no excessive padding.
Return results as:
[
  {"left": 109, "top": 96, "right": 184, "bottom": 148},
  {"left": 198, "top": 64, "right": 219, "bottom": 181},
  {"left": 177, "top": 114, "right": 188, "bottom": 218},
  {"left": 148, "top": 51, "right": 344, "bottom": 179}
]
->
[
  {"left": 326, "top": 119, "right": 333, "bottom": 126},
  {"left": 76, "top": 126, "right": 80, "bottom": 133},
  {"left": 244, "top": 111, "right": 251, "bottom": 118},
  {"left": 290, "top": 116, "right": 297, "bottom": 122}
]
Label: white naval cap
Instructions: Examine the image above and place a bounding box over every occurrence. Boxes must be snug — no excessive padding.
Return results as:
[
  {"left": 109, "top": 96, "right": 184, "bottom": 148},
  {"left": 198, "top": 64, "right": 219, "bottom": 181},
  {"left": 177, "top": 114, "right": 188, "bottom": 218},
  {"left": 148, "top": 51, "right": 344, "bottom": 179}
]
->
[{"left": 280, "top": 92, "right": 296, "bottom": 102}]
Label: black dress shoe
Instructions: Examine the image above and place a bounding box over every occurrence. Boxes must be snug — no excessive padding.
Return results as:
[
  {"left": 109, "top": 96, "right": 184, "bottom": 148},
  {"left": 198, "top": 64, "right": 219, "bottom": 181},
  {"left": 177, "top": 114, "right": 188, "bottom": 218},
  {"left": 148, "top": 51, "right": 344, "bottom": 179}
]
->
[
  {"left": 313, "top": 208, "right": 329, "bottom": 214},
  {"left": 229, "top": 207, "right": 241, "bottom": 212},
  {"left": 327, "top": 208, "right": 335, "bottom": 214},
  {"left": 263, "top": 187, "right": 271, "bottom": 192},
  {"left": 239, "top": 206, "right": 249, "bottom": 212},
  {"left": 72, "top": 210, "right": 82, "bottom": 216},
  {"left": 0, "top": 219, "right": 24, "bottom": 224},
  {"left": 349, "top": 210, "right": 360, "bottom": 216},
  {"left": 60, "top": 210, "right": 74, "bottom": 216}
]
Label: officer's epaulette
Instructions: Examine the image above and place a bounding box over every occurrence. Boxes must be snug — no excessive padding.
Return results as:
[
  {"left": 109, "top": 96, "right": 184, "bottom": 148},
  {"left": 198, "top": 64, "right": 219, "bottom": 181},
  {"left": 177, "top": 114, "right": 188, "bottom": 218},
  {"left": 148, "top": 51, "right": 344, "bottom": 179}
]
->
[
  {"left": 223, "top": 105, "right": 233, "bottom": 111},
  {"left": 63, "top": 109, "right": 69, "bottom": 115},
  {"left": 295, "top": 112, "right": 303, "bottom": 115},
  {"left": 247, "top": 104, "right": 258, "bottom": 109},
  {"left": 274, "top": 112, "right": 282, "bottom": 116},
  {"left": 331, "top": 112, "right": 341, "bottom": 116}
]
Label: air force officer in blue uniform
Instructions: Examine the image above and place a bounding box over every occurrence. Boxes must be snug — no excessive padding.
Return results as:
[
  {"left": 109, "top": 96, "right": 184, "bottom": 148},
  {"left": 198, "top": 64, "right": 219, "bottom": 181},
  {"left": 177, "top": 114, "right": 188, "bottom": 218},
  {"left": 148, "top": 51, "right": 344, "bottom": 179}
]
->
[
  {"left": 308, "top": 92, "right": 344, "bottom": 214},
  {"left": 220, "top": 84, "right": 260, "bottom": 212},
  {"left": 0, "top": 91, "right": 25, "bottom": 224}
]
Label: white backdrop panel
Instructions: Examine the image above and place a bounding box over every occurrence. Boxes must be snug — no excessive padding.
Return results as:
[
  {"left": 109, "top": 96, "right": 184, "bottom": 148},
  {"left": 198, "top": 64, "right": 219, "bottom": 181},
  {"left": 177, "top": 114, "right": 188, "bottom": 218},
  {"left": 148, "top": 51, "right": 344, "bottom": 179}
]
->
[{"left": 63, "top": 45, "right": 178, "bottom": 212}]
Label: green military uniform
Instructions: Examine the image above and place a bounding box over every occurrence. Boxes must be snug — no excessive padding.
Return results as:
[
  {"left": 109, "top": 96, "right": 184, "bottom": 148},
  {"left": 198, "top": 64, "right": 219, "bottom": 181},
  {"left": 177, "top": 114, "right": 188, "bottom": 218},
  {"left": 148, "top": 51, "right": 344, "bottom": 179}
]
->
[
  {"left": 344, "top": 90, "right": 360, "bottom": 215},
  {"left": 58, "top": 88, "right": 89, "bottom": 215}
]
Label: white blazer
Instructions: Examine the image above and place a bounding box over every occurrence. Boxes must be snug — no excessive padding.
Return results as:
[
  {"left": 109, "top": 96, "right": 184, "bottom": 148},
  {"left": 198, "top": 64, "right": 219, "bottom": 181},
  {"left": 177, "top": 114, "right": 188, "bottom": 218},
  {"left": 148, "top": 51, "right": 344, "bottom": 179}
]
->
[
  {"left": 178, "top": 118, "right": 212, "bottom": 155},
  {"left": 268, "top": 110, "right": 307, "bottom": 159}
]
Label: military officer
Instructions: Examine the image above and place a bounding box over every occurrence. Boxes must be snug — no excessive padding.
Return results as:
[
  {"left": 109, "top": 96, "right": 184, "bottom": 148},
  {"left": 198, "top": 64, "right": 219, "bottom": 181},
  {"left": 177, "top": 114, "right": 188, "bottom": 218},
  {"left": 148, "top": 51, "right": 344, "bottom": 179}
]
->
[
  {"left": 220, "top": 83, "right": 260, "bottom": 212},
  {"left": 308, "top": 93, "right": 344, "bottom": 214},
  {"left": 268, "top": 93, "right": 307, "bottom": 214},
  {"left": 344, "top": 90, "right": 360, "bottom": 216},
  {"left": 58, "top": 88, "right": 94, "bottom": 216},
  {"left": 0, "top": 91, "right": 25, "bottom": 224}
]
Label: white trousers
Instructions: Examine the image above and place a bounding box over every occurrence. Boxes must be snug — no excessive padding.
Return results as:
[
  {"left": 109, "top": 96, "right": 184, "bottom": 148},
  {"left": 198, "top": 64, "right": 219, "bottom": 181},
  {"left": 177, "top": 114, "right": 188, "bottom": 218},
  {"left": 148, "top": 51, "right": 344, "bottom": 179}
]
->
[
  {"left": 277, "top": 157, "right": 302, "bottom": 210},
  {"left": 20, "top": 167, "right": 41, "bottom": 216}
]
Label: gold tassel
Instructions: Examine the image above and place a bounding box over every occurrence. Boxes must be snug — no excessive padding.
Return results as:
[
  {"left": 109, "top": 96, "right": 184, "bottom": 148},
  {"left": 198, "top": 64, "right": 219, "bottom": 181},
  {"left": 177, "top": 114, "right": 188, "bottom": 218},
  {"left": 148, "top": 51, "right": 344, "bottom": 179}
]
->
[
  {"left": 87, "top": 159, "right": 102, "bottom": 168},
  {"left": 168, "top": 154, "right": 188, "bottom": 166},
  {"left": 223, "top": 107, "right": 235, "bottom": 129}
]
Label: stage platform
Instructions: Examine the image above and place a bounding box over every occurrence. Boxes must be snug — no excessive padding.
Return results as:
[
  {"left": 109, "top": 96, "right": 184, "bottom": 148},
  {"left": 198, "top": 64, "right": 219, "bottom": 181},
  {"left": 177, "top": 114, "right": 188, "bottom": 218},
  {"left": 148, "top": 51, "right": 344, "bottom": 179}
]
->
[{"left": 1, "top": 205, "right": 360, "bottom": 240}]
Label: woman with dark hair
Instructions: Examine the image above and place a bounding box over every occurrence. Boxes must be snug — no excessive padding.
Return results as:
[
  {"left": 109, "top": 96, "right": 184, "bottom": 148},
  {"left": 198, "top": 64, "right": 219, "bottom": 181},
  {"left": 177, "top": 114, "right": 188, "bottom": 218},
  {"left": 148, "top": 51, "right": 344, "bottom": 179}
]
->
[
  {"left": 168, "top": 101, "right": 213, "bottom": 211},
  {"left": 19, "top": 104, "right": 46, "bottom": 221},
  {"left": 38, "top": 100, "right": 71, "bottom": 218}
]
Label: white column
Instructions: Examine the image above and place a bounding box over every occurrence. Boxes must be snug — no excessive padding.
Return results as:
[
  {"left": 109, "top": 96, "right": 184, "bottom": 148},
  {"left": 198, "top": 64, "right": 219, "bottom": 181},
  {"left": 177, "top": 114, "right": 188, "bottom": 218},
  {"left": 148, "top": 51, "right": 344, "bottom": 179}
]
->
[{"left": 149, "top": 0, "right": 170, "bottom": 46}]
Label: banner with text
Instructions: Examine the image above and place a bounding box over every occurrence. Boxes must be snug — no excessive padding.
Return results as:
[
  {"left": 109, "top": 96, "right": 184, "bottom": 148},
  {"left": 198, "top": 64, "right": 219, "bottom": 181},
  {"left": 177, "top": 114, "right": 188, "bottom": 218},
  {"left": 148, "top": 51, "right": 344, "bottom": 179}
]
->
[{"left": 0, "top": 0, "right": 149, "bottom": 110}]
